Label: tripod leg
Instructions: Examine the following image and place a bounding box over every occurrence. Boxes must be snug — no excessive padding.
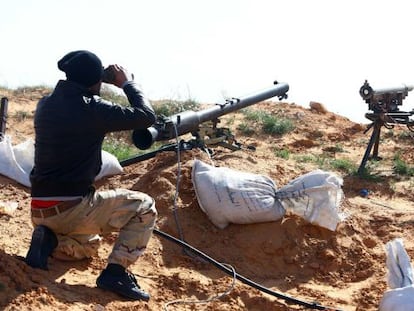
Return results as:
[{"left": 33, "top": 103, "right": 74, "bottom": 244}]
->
[
  {"left": 372, "top": 122, "right": 381, "bottom": 160},
  {"left": 358, "top": 122, "right": 381, "bottom": 175}
]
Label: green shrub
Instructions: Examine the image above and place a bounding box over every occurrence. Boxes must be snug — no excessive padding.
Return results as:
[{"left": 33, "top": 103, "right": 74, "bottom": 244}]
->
[
  {"left": 241, "top": 108, "right": 295, "bottom": 136},
  {"left": 393, "top": 153, "right": 414, "bottom": 176},
  {"left": 102, "top": 137, "right": 137, "bottom": 161},
  {"left": 262, "top": 115, "right": 295, "bottom": 135},
  {"left": 295, "top": 154, "right": 317, "bottom": 163},
  {"left": 242, "top": 109, "right": 267, "bottom": 122},
  {"left": 329, "top": 158, "right": 356, "bottom": 173},
  {"left": 153, "top": 99, "right": 199, "bottom": 116},
  {"left": 354, "top": 164, "right": 382, "bottom": 181},
  {"left": 274, "top": 148, "right": 290, "bottom": 159},
  {"left": 237, "top": 122, "right": 255, "bottom": 135}
]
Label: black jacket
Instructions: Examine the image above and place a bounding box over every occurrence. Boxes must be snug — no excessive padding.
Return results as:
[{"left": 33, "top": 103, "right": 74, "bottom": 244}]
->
[{"left": 30, "top": 80, "right": 156, "bottom": 197}]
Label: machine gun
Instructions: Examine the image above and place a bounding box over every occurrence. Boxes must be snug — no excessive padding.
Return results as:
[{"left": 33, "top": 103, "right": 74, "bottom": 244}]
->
[
  {"left": 120, "top": 81, "right": 289, "bottom": 166},
  {"left": 357, "top": 80, "right": 414, "bottom": 174},
  {"left": 0, "top": 97, "right": 8, "bottom": 141}
]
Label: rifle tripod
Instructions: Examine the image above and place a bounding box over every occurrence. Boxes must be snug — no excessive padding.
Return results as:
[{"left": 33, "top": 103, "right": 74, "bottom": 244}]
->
[
  {"left": 120, "top": 123, "right": 254, "bottom": 167},
  {"left": 358, "top": 111, "right": 414, "bottom": 175}
]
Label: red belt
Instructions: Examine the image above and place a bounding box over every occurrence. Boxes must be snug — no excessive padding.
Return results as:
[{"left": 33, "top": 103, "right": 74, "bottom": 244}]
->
[{"left": 31, "top": 199, "right": 82, "bottom": 218}]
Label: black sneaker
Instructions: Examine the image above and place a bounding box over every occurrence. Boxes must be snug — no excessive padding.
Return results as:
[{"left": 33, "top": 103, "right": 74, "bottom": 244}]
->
[
  {"left": 96, "top": 268, "right": 150, "bottom": 301},
  {"left": 25, "top": 225, "right": 58, "bottom": 270}
]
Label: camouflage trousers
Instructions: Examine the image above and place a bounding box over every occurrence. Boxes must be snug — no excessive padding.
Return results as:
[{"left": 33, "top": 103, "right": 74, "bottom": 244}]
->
[{"left": 31, "top": 188, "right": 157, "bottom": 268}]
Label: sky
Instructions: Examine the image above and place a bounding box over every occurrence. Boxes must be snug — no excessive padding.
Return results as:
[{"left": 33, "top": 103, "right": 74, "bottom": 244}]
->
[{"left": 1, "top": 0, "right": 414, "bottom": 123}]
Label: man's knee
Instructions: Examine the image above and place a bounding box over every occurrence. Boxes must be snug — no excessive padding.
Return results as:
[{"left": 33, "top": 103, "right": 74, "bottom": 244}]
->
[{"left": 138, "top": 193, "right": 157, "bottom": 217}]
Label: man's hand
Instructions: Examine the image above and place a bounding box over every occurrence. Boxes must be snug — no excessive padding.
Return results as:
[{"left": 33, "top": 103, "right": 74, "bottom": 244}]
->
[{"left": 106, "top": 64, "right": 134, "bottom": 88}]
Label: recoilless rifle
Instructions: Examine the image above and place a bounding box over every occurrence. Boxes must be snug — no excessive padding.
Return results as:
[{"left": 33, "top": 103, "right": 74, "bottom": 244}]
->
[
  {"left": 357, "top": 80, "right": 414, "bottom": 175},
  {"left": 120, "top": 81, "right": 289, "bottom": 166}
]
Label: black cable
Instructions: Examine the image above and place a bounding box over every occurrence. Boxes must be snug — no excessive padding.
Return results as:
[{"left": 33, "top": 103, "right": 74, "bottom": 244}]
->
[{"left": 153, "top": 228, "right": 343, "bottom": 311}]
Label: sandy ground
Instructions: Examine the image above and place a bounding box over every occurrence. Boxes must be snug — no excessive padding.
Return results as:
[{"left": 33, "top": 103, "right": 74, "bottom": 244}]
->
[{"left": 1, "top": 87, "right": 414, "bottom": 310}]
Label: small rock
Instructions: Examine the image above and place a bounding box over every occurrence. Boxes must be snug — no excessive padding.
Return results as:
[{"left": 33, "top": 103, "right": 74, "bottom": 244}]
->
[{"left": 309, "top": 101, "right": 329, "bottom": 114}]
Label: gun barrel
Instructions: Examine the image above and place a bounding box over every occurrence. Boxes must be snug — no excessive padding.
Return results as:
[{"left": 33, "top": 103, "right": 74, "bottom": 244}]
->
[
  {"left": 373, "top": 85, "right": 414, "bottom": 95},
  {"left": 0, "top": 97, "right": 8, "bottom": 139},
  {"left": 360, "top": 81, "right": 414, "bottom": 101},
  {"left": 197, "top": 82, "right": 289, "bottom": 123},
  {"left": 132, "top": 82, "right": 289, "bottom": 150}
]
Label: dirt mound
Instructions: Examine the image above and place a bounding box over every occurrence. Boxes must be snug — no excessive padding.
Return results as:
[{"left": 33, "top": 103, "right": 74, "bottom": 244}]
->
[{"left": 1, "top": 88, "right": 414, "bottom": 310}]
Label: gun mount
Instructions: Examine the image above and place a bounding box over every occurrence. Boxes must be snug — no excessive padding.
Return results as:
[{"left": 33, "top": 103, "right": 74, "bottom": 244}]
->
[
  {"left": 358, "top": 80, "right": 414, "bottom": 175},
  {"left": 120, "top": 81, "right": 289, "bottom": 166},
  {"left": 0, "top": 97, "right": 8, "bottom": 141}
]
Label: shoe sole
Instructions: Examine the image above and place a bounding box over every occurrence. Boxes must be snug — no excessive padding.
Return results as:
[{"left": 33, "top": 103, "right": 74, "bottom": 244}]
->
[{"left": 25, "top": 226, "right": 58, "bottom": 270}]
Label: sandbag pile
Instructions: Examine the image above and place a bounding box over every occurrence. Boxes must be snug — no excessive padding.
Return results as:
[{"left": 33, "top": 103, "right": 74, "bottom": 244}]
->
[{"left": 192, "top": 159, "right": 347, "bottom": 231}]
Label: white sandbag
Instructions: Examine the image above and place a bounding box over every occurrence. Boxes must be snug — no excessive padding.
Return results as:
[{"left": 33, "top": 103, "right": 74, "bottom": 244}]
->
[
  {"left": 379, "top": 238, "right": 414, "bottom": 311},
  {"left": 385, "top": 238, "right": 414, "bottom": 289},
  {"left": 0, "top": 135, "right": 31, "bottom": 187},
  {"left": 0, "top": 135, "right": 123, "bottom": 187},
  {"left": 380, "top": 286, "right": 414, "bottom": 311},
  {"left": 95, "top": 150, "right": 124, "bottom": 180},
  {"left": 192, "top": 159, "right": 285, "bottom": 229},
  {"left": 13, "top": 138, "right": 35, "bottom": 174},
  {"left": 275, "top": 170, "right": 346, "bottom": 231}
]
